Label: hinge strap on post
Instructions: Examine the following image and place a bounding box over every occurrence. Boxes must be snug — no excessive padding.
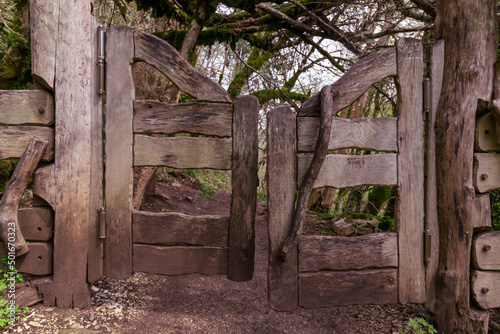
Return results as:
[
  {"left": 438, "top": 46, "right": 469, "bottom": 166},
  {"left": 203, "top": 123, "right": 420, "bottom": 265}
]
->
[{"left": 97, "top": 25, "right": 106, "bottom": 95}]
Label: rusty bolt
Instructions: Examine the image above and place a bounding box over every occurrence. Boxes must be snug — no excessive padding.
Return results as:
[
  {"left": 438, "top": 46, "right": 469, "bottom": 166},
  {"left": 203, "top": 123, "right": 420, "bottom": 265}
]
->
[
  {"left": 482, "top": 287, "right": 489, "bottom": 294},
  {"left": 38, "top": 107, "right": 45, "bottom": 113},
  {"left": 481, "top": 173, "right": 488, "bottom": 180},
  {"left": 484, "top": 244, "right": 492, "bottom": 251}
]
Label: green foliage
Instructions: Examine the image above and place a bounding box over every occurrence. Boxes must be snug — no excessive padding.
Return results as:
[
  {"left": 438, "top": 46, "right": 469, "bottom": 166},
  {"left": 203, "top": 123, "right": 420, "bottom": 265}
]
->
[
  {"left": 0, "top": 256, "right": 28, "bottom": 328},
  {"left": 366, "top": 186, "right": 392, "bottom": 215},
  {"left": 257, "top": 192, "right": 267, "bottom": 202},
  {"left": 186, "top": 169, "right": 230, "bottom": 198},
  {"left": 490, "top": 189, "right": 500, "bottom": 231},
  {"left": 399, "top": 317, "right": 438, "bottom": 334}
]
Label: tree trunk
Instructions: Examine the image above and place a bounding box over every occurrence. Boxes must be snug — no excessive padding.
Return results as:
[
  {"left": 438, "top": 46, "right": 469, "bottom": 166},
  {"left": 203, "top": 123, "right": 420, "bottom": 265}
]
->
[{"left": 434, "top": 0, "right": 497, "bottom": 333}]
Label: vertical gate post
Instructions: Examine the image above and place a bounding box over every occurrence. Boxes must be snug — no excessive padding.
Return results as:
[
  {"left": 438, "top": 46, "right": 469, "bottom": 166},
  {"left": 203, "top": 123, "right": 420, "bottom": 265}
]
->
[{"left": 267, "top": 105, "right": 298, "bottom": 311}]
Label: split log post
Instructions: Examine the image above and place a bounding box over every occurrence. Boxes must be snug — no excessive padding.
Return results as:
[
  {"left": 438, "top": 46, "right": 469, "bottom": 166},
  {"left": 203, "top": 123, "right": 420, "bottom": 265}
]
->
[{"left": 0, "top": 137, "right": 47, "bottom": 256}]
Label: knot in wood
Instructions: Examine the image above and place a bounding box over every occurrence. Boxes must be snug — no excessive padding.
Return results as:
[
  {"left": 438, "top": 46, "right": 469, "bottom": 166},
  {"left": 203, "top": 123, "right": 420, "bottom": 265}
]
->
[
  {"left": 481, "top": 173, "right": 489, "bottom": 180},
  {"left": 482, "top": 287, "right": 489, "bottom": 294},
  {"left": 483, "top": 244, "right": 492, "bottom": 251},
  {"left": 38, "top": 107, "right": 45, "bottom": 113}
]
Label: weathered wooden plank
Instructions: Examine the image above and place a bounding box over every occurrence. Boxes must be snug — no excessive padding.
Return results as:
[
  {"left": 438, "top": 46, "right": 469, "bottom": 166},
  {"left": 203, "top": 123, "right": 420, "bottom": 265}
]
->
[
  {"left": 134, "top": 31, "right": 231, "bottom": 103},
  {"left": 105, "top": 26, "right": 135, "bottom": 279},
  {"left": 133, "top": 244, "right": 227, "bottom": 276},
  {"left": 475, "top": 112, "right": 500, "bottom": 152},
  {"left": 266, "top": 105, "right": 298, "bottom": 311},
  {"left": 298, "top": 48, "right": 397, "bottom": 117},
  {"left": 134, "top": 135, "right": 232, "bottom": 169},
  {"left": 471, "top": 270, "right": 500, "bottom": 309},
  {"left": 297, "top": 154, "right": 397, "bottom": 189},
  {"left": 133, "top": 101, "right": 232, "bottom": 137},
  {"left": 297, "top": 117, "right": 397, "bottom": 152},
  {"left": 0, "top": 90, "right": 54, "bottom": 125},
  {"left": 18, "top": 207, "right": 53, "bottom": 241},
  {"left": 228, "top": 96, "right": 259, "bottom": 282},
  {"left": 472, "top": 232, "right": 500, "bottom": 270},
  {"left": 299, "top": 233, "right": 398, "bottom": 272},
  {"left": 0, "top": 125, "right": 54, "bottom": 161},
  {"left": 132, "top": 211, "right": 228, "bottom": 247},
  {"left": 0, "top": 242, "right": 52, "bottom": 276},
  {"left": 474, "top": 153, "right": 500, "bottom": 193},
  {"left": 33, "top": 164, "right": 56, "bottom": 208},
  {"left": 30, "top": 0, "right": 58, "bottom": 89},
  {"left": 396, "top": 38, "right": 425, "bottom": 304},
  {"left": 299, "top": 269, "right": 398, "bottom": 308},
  {"left": 472, "top": 194, "right": 492, "bottom": 230}
]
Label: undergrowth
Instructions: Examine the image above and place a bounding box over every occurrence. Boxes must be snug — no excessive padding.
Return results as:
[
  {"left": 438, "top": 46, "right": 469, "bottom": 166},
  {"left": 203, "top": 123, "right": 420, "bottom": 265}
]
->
[
  {"left": 186, "top": 169, "right": 230, "bottom": 198},
  {"left": 0, "top": 256, "right": 29, "bottom": 328}
]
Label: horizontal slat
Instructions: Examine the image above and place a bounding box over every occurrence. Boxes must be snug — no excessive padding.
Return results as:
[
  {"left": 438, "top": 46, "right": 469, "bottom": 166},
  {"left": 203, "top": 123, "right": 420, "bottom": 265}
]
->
[
  {"left": 471, "top": 270, "right": 500, "bottom": 309},
  {"left": 133, "top": 244, "right": 227, "bottom": 276},
  {"left": 298, "top": 117, "right": 397, "bottom": 152},
  {"left": 0, "top": 90, "right": 54, "bottom": 125},
  {"left": 134, "top": 135, "right": 232, "bottom": 169},
  {"left": 299, "top": 233, "right": 398, "bottom": 272},
  {"left": 299, "top": 269, "right": 398, "bottom": 308},
  {"left": 134, "top": 101, "right": 233, "bottom": 137},
  {"left": 297, "top": 154, "right": 397, "bottom": 188},
  {"left": 18, "top": 207, "right": 53, "bottom": 241},
  {"left": 0, "top": 242, "right": 52, "bottom": 275},
  {"left": 475, "top": 112, "right": 500, "bottom": 152},
  {"left": 0, "top": 125, "right": 54, "bottom": 161},
  {"left": 473, "top": 153, "right": 500, "bottom": 193},
  {"left": 472, "top": 231, "right": 500, "bottom": 270},
  {"left": 132, "top": 210, "right": 228, "bottom": 247}
]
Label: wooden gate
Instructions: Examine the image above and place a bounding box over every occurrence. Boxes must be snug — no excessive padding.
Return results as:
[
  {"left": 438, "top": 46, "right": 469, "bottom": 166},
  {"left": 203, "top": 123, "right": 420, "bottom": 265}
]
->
[{"left": 104, "top": 26, "right": 259, "bottom": 282}]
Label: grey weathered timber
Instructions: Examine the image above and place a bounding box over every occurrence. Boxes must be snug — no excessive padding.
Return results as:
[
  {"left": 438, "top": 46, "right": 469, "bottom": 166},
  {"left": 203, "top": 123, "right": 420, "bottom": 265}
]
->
[
  {"left": 299, "top": 233, "right": 398, "bottom": 272},
  {"left": 297, "top": 153, "right": 397, "bottom": 188},
  {"left": 475, "top": 112, "right": 500, "bottom": 152},
  {"left": 471, "top": 270, "right": 500, "bottom": 309},
  {"left": 18, "top": 207, "right": 53, "bottom": 241},
  {"left": 133, "top": 244, "right": 227, "bottom": 276},
  {"left": 133, "top": 211, "right": 228, "bottom": 247},
  {"left": 33, "top": 164, "right": 56, "bottom": 208},
  {"left": 266, "top": 105, "right": 298, "bottom": 311},
  {"left": 395, "top": 38, "right": 425, "bottom": 304},
  {"left": 132, "top": 167, "right": 157, "bottom": 210},
  {"left": 134, "top": 135, "right": 232, "bottom": 169},
  {"left": 0, "top": 125, "right": 54, "bottom": 161},
  {"left": 297, "top": 117, "right": 398, "bottom": 152},
  {"left": 0, "top": 90, "right": 54, "bottom": 125},
  {"left": 299, "top": 269, "right": 398, "bottom": 308},
  {"left": 298, "top": 48, "right": 397, "bottom": 117},
  {"left": 228, "top": 95, "right": 259, "bottom": 282},
  {"left": 472, "top": 232, "right": 500, "bottom": 270},
  {"left": 473, "top": 153, "right": 500, "bottom": 193},
  {"left": 134, "top": 31, "right": 231, "bottom": 103},
  {"left": 133, "top": 101, "right": 233, "bottom": 137},
  {"left": 29, "top": 0, "right": 58, "bottom": 89},
  {"left": 425, "top": 39, "right": 444, "bottom": 313},
  {"left": 104, "top": 26, "right": 135, "bottom": 279},
  {"left": 472, "top": 194, "right": 492, "bottom": 230},
  {"left": 0, "top": 242, "right": 52, "bottom": 275}
]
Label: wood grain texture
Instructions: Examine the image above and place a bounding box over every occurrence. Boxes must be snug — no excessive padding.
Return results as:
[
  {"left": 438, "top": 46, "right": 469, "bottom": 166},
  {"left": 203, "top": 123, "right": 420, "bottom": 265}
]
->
[
  {"left": 297, "top": 153, "right": 397, "bottom": 189},
  {"left": 228, "top": 95, "right": 259, "bottom": 282},
  {"left": 0, "top": 242, "right": 52, "bottom": 275},
  {"left": 266, "top": 105, "right": 298, "bottom": 311},
  {"left": 33, "top": 164, "right": 56, "bottom": 208},
  {"left": 475, "top": 112, "right": 500, "bottom": 152},
  {"left": 299, "top": 233, "right": 398, "bottom": 272},
  {"left": 471, "top": 270, "right": 500, "bottom": 309},
  {"left": 298, "top": 48, "right": 397, "bottom": 117},
  {"left": 472, "top": 232, "right": 500, "bottom": 270},
  {"left": 105, "top": 26, "right": 135, "bottom": 279},
  {"left": 134, "top": 101, "right": 232, "bottom": 137},
  {"left": 0, "top": 125, "right": 54, "bottom": 161},
  {"left": 472, "top": 194, "right": 492, "bottom": 230},
  {"left": 134, "top": 135, "right": 232, "bottom": 169},
  {"left": 134, "top": 31, "right": 230, "bottom": 103},
  {"left": 0, "top": 90, "right": 54, "bottom": 125},
  {"left": 133, "top": 244, "right": 227, "bottom": 276},
  {"left": 132, "top": 211, "right": 228, "bottom": 247},
  {"left": 299, "top": 269, "right": 398, "bottom": 308},
  {"left": 395, "top": 38, "right": 425, "bottom": 304},
  {"left": 474, "top": 153, "right": 500, "bottom": 193},
  {"left": 297, "top": 117, "right": 397, "bottom": 152},
  {"left": 18, "top": 207, "right": 53, "bottom": 241}
]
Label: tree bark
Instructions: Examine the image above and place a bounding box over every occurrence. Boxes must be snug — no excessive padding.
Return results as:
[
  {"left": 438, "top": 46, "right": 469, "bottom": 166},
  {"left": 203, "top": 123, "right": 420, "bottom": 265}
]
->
[{"left": 434, "top": 0, "right": 497, "bottom": 333}]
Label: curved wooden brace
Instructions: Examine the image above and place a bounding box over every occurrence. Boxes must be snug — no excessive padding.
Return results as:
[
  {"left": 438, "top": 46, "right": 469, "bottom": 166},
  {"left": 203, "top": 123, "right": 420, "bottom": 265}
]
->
[{"left": 134, "top": 31, "right": 231, "bottom": 103}]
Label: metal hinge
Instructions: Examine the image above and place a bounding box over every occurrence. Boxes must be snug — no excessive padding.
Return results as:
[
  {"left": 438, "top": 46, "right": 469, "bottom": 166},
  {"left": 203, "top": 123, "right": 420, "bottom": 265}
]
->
[
  {"left": 97, "top": 25, "right": 106, "bottom": 95},
  {"left": 99, "top": 207, "right": 106, "bottom": 239},
  {"left": 423, "top": 78, "right": 430, "bottom": 113},
  {"left": 424, "top": 229, "right": 431, "bottom": 264}
]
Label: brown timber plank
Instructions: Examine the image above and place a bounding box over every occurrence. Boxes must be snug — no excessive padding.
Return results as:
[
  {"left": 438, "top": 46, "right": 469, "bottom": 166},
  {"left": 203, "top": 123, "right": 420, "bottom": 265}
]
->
[
  {"left": 297, "top": 154, "right": 397, "bottom": 189},
  {"left": 228, "top": 95, "right": 259, "bottom": 281},
  {"left": 134, "top": 31, "right": 231, "bottom": 103},
  {"left": 0, "top": 125, "right": 54, "bottom": 161},
  {"left": 472, "top": 232, "right": 500, "bottom": 270},
  {"left": 133, "top": 101, "right": 232, "bottom": 137},
  {"left": 297, "top": 117, "right": 397, "bottom": 152},
  {"left": 473, "top": 153, "right": 500, "bottom": 193},
  {"left": 298, "top": 233, "right": 398, "bottom": 272},
  {"left": 475, "top": 112, "right": 500, "bottom": 152},
  {"left": 132, "top": 211, "right": 228, "bottom": 247},
  {"left": 0, "top": 242, "right": 52, "bottom": 276},
  {"left": 0, "top": 90, "right": 54, "bottom": 125},
  {"left": 299, "top": 269, "right": 398, "bottom": 308},
  {"left": 471, "top": 270, "right": 500, "bottom": 309},
  {"left": 18, "top": 207, "right": 53, "bottom": 241},
  {"left": 266, "top": 105, "right": 298, "bottom": 311},
  {"left": 105, "top": 26, "right": 135, "bottom": 279},
  {"left": 134, "top": 135, "right": 232, "bottom": 169},
  {"left": 133, "top": 244, "right": 227, "bottom": 276}
]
